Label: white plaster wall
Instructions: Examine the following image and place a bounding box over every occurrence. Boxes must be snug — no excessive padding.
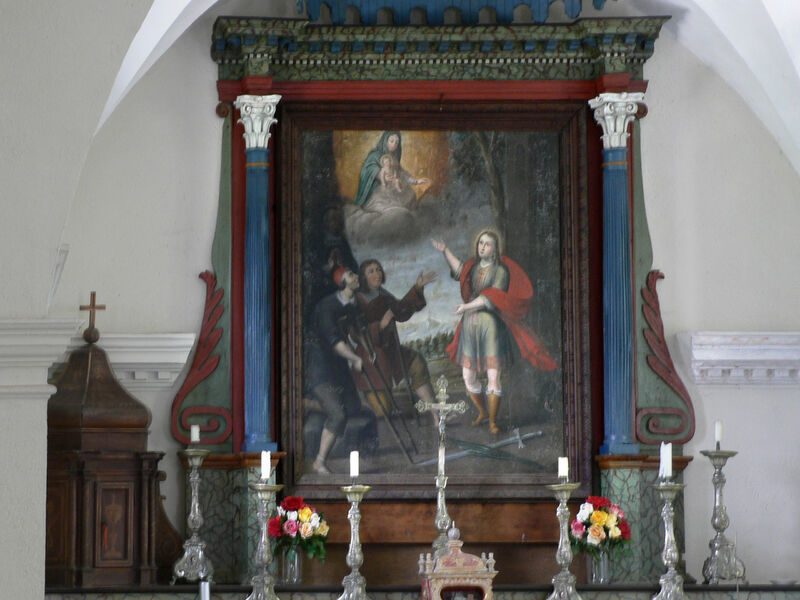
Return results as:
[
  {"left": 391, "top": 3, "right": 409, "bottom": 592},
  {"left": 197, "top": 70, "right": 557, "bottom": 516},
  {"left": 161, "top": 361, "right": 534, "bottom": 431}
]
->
[
  {"left": 0, "top": 1, "right": 151, "bottom": 318},
  {"left": 52, "top": 0, "right": 298, "bottom": 533},
  {"left": 641, "top": 32, "right": 800, "bottom": 582},
  {"left": 0, "top": 397, "right": 49, "bottom": 598},
  {"left": 0, "top": 3, "right": 150, "bottom": 596}
]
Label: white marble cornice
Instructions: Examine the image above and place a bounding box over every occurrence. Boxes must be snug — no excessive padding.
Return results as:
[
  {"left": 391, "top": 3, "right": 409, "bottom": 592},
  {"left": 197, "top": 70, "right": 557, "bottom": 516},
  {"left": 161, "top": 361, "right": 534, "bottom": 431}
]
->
[
  {"left": 61, "top": 333, "right": 196, "bottom": 392},
  {"left": 0, "top": 319, "right": 81, "bottom": 367},
  {"left": 0, "top": 318, "right": 81, "bottom": 393},
  {"left": 678, "top": 332, "right": 800, "bottom": 386}
]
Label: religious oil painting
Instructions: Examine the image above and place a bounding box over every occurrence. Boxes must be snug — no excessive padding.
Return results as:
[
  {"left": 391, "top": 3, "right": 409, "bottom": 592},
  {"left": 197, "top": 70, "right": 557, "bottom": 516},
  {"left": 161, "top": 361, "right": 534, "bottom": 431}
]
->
[{"left": 279, "top": 104, "right": 591, "bottom": 499}]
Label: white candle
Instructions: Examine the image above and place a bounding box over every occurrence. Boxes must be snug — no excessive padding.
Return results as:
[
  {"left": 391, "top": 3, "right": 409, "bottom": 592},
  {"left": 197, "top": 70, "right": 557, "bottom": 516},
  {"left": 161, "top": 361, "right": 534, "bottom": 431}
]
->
[
  {"left": 350, "top": 450, "right": 359, "bottom": 478},
  {"left": 714, "top": 420, "right": 723, "bottom": 446},
  {"left": 261, "top": 450, "right": 270, "bottom": 479},
  {"left": 659, "top": 442, "right": 673, "bottom": 479},
  {"left": 200, "top": 580, "right": 210, "bottom": 600},
  {"left": 190, "top": 424, "right": 200, "bottom": 443},
  {"left": 558, "top": 456, "right": 569, "bottom": 479}
]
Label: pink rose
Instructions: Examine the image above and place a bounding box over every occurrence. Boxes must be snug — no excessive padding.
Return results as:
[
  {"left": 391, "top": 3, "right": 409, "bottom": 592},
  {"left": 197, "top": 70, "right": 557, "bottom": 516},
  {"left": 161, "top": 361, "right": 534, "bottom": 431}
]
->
[
  {"left": 571, "top": 519, "right": 586, "bottom": 538},
  {"left": 283, "top": 520, "right": 299, "bottom": 537},
  {"left": 610, "top": 504, "right": 625, "bottom": 520}
]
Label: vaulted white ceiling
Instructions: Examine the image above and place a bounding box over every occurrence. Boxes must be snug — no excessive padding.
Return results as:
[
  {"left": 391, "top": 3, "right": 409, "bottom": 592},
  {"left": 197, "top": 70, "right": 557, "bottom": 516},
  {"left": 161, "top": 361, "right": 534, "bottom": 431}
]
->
[{"left": 98, "top": 0, "right": 800, "bottom": 176}]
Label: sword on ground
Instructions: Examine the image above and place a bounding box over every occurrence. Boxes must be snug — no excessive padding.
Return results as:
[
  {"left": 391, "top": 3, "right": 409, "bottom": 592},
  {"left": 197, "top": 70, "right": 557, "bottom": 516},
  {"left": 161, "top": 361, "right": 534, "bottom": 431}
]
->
[{"left": 414, "top": 429, "right": 544, "bottom": 467}]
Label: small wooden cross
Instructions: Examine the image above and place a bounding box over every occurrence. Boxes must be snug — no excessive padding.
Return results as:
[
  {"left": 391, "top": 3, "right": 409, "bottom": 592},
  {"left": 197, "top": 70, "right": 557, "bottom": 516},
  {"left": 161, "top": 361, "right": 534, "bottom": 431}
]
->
[{"left": 80, "top": 291, "right": 106, "bottom": 330}]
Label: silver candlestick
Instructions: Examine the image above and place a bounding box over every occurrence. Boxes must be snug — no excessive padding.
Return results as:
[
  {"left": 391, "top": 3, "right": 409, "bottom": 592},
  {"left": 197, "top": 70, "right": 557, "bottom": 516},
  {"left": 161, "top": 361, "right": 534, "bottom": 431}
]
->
[
  {"left": 246, "top": 479, "right": 284, "bottom": 600},
  {"left": 545, "top": 481, "right": 582, "bottom": 600},
  {"left": 338, "top": 484, "right": 371, "bottom": 600},
  {"left": 172, "top": 448, "right": 214, "bottom": 583},
  {"left": 653, "top": 480, "right": 687, "bottom": 600},
  {"left": 700, "top": 449, "right": 746, "bottom": 584},
  {"left": 415, "top": 375, "right": 466, "bottom": 558}
]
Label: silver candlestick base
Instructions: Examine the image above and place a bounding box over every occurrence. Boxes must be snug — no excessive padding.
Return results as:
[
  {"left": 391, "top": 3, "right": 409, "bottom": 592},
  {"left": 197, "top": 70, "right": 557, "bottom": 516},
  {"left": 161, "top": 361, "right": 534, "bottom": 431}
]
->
[
  {"left": 172, "top": 448, "right": 214, "bottom": 583},
  {"left": 338, "top": 484, "right": 371, "bottom": 600},
  {"left": 700, "top": 449, "right": 746, "bottom": 584},
  {"left": 545, "top": 480, "right": 582, "bottom": 600},
  {"left": 246, "top": 479, "right": 284, "bottom": 600},
  {"left": 653, "top": 480, "right": 687, "bottom": 600}
]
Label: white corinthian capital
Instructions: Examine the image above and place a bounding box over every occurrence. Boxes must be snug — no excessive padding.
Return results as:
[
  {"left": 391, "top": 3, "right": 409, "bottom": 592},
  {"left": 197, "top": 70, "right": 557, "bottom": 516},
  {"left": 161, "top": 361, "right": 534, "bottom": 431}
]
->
[
  {"left": 589, "top": 92, "right": 645, "bottom": 149},
  {"left": 233, "top": 94, "right": 281, "bottom": 149}
]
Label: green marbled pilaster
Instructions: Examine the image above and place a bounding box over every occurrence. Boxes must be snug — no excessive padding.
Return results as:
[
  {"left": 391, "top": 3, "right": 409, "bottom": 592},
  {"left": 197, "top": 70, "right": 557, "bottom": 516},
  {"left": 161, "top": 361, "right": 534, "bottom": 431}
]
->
[{"left": 184, "top": 463, "right": 276, "bottom": 584}]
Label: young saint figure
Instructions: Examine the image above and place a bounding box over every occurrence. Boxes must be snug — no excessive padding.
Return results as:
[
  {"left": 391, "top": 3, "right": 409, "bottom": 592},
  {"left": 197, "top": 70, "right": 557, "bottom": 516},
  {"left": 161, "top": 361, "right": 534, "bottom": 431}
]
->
[
  {"left": 432, "top": 230, "right": 557, "bottom": 434},
  {"left": 304, "top": 265, "right": 364, "bottom": 474}
]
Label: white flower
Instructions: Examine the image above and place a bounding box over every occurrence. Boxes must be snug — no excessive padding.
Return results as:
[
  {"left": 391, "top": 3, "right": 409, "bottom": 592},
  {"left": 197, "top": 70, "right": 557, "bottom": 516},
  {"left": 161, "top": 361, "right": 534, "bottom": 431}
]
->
[
  {"left": 287, "top": 510, "right": 298, "bottom": 522},
  {"left": 277, "top": 506, "right": 286, "bottom": 517},
  {"left": 587, "top": 532, "right": 602, "bottom": 546},
  {"left": 577, "top": 502, "right": 594, "bottom": 522},
  {"left": 310, "top": 513, "right": 321, "bottom": 527}
]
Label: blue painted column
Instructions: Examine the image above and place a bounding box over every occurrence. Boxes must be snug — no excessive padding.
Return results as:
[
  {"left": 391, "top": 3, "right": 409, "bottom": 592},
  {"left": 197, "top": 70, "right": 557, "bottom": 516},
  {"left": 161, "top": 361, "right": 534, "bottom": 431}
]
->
[
  {"left": 589, "top": 92, "right": 644, "bottom": 455},
  {"left": 233, "top": 94, "right": 281, "bottom": 452}
]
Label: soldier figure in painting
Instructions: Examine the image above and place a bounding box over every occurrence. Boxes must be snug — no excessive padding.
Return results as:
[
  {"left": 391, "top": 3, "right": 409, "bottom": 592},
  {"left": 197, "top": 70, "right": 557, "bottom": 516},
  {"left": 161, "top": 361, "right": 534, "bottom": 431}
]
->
[{"left": 432, "top": 230, "right": 557, "bottom": 434}]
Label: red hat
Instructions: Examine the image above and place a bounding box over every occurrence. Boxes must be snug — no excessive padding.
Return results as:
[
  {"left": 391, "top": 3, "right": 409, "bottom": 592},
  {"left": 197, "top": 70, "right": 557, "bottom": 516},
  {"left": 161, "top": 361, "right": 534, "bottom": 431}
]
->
[{"left": 332, "top": 265, "right": 348, "bottom": 288}]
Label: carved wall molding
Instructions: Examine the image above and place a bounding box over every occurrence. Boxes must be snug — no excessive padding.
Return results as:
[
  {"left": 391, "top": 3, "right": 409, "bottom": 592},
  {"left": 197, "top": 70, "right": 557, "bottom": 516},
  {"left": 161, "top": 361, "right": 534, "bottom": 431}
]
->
[
  {"left": 678, "top": 331, "right": 800, "bottom": 386},
  {"left": 0, "top": 319, "right": 81, "bottom": 372},
  {"left": 59, "top": 332, "right": 195, "bottom": 392},
  {"left": 211, "top": 17, "right": 668, "bottom": 82}
]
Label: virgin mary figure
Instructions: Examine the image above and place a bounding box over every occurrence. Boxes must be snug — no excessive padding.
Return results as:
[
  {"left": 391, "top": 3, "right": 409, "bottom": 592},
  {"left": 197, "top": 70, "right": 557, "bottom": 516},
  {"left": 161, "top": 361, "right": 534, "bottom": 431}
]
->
[{"left": 346, "top": 131, "right": 431, "bottom": 243}]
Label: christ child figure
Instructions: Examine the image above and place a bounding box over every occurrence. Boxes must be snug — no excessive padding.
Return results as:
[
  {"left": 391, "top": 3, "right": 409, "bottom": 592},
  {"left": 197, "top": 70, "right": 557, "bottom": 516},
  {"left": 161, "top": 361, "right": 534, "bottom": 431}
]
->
[{"left": 378, "top": 153, "right": 404, "bottom": 193}]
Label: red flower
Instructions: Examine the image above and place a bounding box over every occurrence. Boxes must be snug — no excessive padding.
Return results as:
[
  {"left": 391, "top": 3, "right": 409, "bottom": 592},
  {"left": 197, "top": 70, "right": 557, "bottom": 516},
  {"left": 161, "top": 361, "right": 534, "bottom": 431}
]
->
[
  {"left": 619, "top": 519, "right": 631, "bottom": 541},
  {"left": 281, "top": 496, "right": 305, "bottom": 511},
  {"left": 587, "top": 495, "right": 611, "bottom": 509},
  {"left": 268, "top": 516, "right": 283, "bottom": 538}
]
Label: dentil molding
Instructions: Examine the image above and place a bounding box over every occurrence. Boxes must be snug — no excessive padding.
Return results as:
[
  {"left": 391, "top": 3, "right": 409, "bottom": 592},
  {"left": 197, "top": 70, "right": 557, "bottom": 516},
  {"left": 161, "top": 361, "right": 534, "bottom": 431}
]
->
[
  {"left": 61, "top": 333, "right": 196, "bottom": 392},
  {"left": 678, "top": 332, "right": 800, "bottom": 386}
]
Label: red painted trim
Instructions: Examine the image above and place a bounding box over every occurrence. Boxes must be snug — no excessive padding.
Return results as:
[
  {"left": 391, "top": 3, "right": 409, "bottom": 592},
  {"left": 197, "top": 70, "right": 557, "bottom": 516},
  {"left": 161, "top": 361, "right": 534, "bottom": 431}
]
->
[
  {"left": 218, "top": 77, "right": 648, "bottom": 103},
  {"left": 637, "top": 271, "right": 696, "bottom": 444},
  {"left": 231, "top": 113, "right": 246, "bottom": 453},
  {"left": 586, "top": 111, "right": 605, "bottom": 456}
]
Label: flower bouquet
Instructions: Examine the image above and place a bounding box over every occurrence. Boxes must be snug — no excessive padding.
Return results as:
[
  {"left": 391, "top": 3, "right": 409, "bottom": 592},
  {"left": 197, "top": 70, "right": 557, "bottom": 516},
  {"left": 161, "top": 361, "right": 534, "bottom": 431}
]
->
[
  {"left": 569, "top": 495, "right": 631, "bottom": 558},
  {"left": 268, "top": 495, "right": 330, "bottom": 560}
]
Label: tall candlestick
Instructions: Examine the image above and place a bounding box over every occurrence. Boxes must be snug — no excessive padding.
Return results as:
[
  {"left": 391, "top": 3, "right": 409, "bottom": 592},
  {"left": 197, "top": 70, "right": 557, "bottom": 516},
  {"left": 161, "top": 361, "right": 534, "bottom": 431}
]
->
[
  {"left": 172, "top": 449, "right": 213, "bottom": 583},
  {"left": 350, "top": 450, "right": 359, "bottom": 478},
  {"left": 700, "top": 447, "right": 746, "bottom": 584},
  {"left": 190, "top": 424, "right": 200, "bottom": 443},
  {"left": 261, "top": 450, "right": 270, "bottom": 480},
  {"left": 653, "top": 481, "right": 687, "bottom": 600},
  {"left": 714, "top": 421, "right": 723, "bottom": 447},
  {"left": 545, "top": 480, "right": 583, "bottom": 600},
  {"left": 558, "top": 456, "right": 569, "bottom": 479}
]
